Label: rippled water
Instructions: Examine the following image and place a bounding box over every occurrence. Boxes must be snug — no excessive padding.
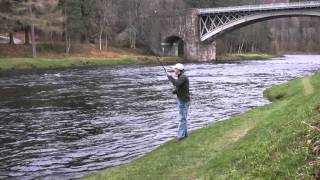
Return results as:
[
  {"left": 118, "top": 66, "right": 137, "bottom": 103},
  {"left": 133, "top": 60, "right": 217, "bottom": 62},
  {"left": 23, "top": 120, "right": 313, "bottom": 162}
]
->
[{"left": 1, "top": 55, "right": 320, "bottom": 179}]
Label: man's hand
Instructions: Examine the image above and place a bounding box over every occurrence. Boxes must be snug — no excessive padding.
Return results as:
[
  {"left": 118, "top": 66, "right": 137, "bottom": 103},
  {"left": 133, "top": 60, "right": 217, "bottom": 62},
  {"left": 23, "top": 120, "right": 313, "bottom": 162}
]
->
[{"left": 167, "top": 72, "right": 172, "bottom": 77}]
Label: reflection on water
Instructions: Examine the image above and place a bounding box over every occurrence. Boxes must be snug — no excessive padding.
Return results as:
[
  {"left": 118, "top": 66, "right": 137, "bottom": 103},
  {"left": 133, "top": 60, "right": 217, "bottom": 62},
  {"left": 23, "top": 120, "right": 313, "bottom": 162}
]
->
[{"left": 0, "top": 55, "right": 320, "bottom": 179}]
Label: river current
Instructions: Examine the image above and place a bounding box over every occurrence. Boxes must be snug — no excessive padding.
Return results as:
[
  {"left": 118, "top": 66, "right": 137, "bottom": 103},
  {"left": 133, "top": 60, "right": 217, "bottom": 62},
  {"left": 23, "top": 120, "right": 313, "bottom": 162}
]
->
[{"left": 0, "top": 55, "right": 320, "bottom": 179}]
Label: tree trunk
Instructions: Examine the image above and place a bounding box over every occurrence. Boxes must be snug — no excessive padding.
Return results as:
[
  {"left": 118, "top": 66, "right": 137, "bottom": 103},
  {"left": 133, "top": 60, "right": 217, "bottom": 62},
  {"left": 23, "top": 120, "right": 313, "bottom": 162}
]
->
[
  {"left": 30, "top": 23, "right": 37, "bottom": 58},
  {"left": 238, "top": 39, "right": 245, "bottom": 54},
  {"left": 133, "top": 35, "right": 136, "bottom": 49},
  {"left": 67, "top": 37, "right": 71, "bottom": 55},
  {"left": 105, "top": 33, "right": 108, "bottom": 50},
  {"left": 99, "top": 28, "right": 103, "bottom": 51},
  {"left": 228, "top": 42, "right": 233, "bottom": 53},
  {"left": 9, "top": 32, "right": 14, "bottom": 45},
  {"left": 63, "top": 6, "right": 70, "bottom": 56},
  {"left": 64, "top": 28, "right": 70, "bottom": 56},
  {"left": 50, "top": 31, "right": 54, "bottom": 47},
  {"left": 251, "top": 43, "right": 255, "bottom": 52},
  {"left": 129, "top": 30, "right": 136, "bottom": 49},
  {"left": 25, "top": 27, "right": 30, "bottom": 45},
  {"left": 80, "top": 34, "right": 88, "bottom": 44}
]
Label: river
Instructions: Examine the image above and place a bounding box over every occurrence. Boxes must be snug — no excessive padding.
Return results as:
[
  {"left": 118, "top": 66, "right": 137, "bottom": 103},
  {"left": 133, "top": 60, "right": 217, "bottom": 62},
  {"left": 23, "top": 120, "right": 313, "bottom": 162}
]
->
[{"left": 0, "top": 55, "right": 320, "bottom": 179}]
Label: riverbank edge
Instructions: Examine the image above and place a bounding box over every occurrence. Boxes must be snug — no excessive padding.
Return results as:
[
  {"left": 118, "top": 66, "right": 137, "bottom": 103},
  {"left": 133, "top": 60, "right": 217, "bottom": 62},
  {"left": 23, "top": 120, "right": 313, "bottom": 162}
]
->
[
  {"left": 84, "top": 73, "right": 320, "bottom": 179},
  {"left": 217, "top": 53, "right": 276, "bottom": 61},
  {"left": 0, "top": 53, "right": 276, "bottom": 74},
  {"left": 0, "top": 56, "right": 183, "bottom": 74}
]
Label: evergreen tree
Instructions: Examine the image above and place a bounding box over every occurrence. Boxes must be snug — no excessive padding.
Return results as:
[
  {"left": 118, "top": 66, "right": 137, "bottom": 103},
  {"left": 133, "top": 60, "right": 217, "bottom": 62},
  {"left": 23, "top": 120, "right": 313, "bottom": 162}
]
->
[
  {"left": 0, "top": 0, "right": 18, "bottom": 44},
  {"left": 9, "top": 0, "right": 62, "bottom": 58}
]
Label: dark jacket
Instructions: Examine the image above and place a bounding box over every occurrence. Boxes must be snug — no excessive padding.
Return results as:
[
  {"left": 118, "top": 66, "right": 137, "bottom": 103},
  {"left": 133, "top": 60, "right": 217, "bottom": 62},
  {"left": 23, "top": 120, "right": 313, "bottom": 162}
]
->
[{"left": 168, "top": 73, "right": 190, "bottom": 102}]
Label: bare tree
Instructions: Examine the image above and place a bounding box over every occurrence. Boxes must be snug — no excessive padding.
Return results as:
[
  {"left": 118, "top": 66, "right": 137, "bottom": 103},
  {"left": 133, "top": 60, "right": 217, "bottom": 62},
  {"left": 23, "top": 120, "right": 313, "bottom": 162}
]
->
[{"left": 96, "top": 0, "right": 113, "bottom": 50}]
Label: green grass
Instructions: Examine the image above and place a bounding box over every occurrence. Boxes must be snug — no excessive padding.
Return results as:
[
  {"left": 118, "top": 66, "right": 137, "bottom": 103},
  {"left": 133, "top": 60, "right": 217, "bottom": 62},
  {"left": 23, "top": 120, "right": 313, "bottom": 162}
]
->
[
  {"left": 84, "top": 73, "right": 320, "bottom": 179},
  {"left": 0, "top": 56, "right": 182, "bottom": 73},
  {"left": 217, "top": 53, "right": 275, "bottom": 61}
]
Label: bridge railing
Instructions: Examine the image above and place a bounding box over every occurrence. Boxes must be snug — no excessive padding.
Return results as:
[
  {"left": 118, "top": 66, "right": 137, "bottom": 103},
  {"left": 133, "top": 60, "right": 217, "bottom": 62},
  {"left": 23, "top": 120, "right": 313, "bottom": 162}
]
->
[{"left": 199, "top": 1, "right": 320, "bottom": 14}]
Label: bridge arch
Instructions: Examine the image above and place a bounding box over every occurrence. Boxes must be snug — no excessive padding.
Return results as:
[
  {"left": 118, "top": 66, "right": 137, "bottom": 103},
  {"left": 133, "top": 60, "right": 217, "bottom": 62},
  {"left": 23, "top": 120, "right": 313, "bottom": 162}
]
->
[
  {"left": 152, "top": 1, "right": 320, "bottom": 61},
  {"left": 200, "top": 10, "right": 320, "bottom": 41},
  {"left": 161, "top": 35, "right": 185, "bottom": 57}
]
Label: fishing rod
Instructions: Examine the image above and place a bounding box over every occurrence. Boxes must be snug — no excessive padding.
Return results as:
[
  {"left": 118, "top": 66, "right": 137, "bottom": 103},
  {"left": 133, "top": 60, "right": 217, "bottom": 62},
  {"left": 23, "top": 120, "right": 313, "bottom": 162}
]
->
[
  {"left": 156, "top": 56, "right": 175, "bottom": 75},
  {"left": 156, "top": 56, "right": 175, "bottom": 94},
  {"left": 156, "top": 56, "right": 168, "bottom": 74}
]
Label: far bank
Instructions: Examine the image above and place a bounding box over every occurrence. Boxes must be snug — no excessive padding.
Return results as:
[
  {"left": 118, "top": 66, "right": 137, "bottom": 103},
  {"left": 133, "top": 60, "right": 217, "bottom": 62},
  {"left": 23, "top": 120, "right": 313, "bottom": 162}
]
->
[
  {"left": 0, "top": 56, "right": 182, "bottom": 74},
  {"left": 217, "top": 53, "right": 276, "bottom": 61},
  {"left": 0, "top": 55, "right": 276, "bottom": 74},
  {"left": 0, "top": 44, "right": 278, "bottom": 74}
]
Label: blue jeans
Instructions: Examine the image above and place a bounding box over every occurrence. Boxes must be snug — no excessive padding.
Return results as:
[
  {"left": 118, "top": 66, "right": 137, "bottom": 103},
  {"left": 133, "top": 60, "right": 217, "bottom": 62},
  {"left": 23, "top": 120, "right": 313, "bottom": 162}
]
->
[{"left": 177, "top": 100, "right": 190, "bottom": 139}]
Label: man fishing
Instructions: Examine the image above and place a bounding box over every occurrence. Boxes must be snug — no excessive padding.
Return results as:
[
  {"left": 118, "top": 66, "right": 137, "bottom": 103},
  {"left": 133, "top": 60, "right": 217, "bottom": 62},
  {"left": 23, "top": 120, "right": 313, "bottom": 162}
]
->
[{"left": 167, "top": 63, "right": 190, "bottom": 141}]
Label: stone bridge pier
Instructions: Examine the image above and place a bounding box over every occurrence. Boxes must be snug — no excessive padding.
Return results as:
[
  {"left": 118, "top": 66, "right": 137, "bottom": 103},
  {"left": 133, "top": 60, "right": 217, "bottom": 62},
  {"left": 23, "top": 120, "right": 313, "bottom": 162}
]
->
[
  {"left": 148, "top": 1, "right": 320, "bottom": 61},
  {"left": 149, "top": 9, "right": 216, "bottom": 61}
]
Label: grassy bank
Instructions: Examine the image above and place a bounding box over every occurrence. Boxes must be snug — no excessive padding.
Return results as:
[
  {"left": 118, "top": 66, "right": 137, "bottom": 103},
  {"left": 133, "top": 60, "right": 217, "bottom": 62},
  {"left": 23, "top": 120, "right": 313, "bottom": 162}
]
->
[
  {"left": 0, "top": 44, "right": 276, "bottom": 73},
  {"left": 0, "top": 44, "right": 183, "bottom": 73},
  {"left": 85, "top": 73, "right": 320, "bottom": 179},
  {"left": 0, "top": 56, "right": 182, "bottom": 73},
  {"left": 0, "top": 53, "right": 276, "bottom": 74},
  {"left": 217, "top": 53, "right": 275, "bottom": 61}
]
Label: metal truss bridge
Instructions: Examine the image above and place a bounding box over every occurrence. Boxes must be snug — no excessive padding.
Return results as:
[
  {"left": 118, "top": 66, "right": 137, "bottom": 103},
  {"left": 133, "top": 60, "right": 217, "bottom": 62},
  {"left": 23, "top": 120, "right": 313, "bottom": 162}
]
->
[{"left": 199, "top": 1, "right": 320, "bottom": 41}]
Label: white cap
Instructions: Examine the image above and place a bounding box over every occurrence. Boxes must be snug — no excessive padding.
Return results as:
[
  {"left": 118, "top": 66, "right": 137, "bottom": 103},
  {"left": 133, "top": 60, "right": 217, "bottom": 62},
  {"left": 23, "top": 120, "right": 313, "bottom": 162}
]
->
[{"left": 172, "top": 63, "right": 184, "bottom": 71}]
